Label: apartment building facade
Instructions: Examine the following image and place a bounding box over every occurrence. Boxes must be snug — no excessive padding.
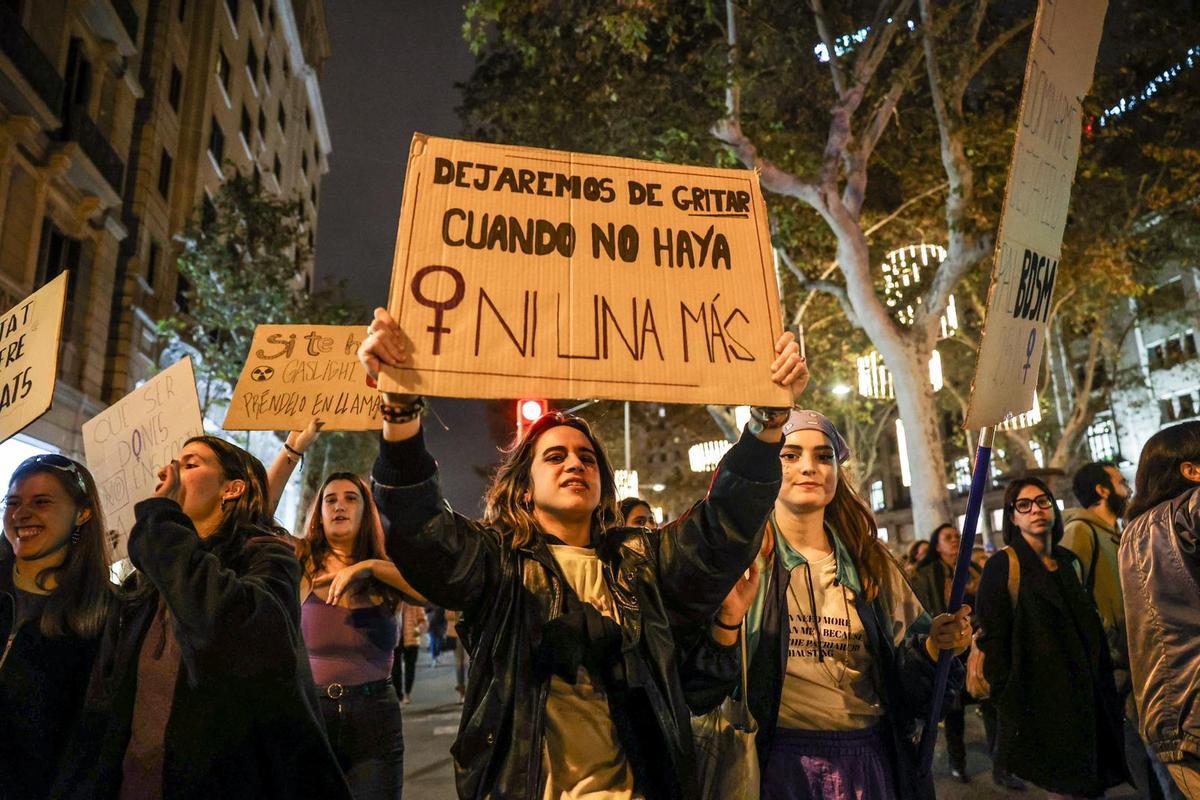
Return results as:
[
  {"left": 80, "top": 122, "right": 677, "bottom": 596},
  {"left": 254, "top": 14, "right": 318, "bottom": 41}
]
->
[{"left": 0, "top": 0, "right": 330, "bottom": 464}]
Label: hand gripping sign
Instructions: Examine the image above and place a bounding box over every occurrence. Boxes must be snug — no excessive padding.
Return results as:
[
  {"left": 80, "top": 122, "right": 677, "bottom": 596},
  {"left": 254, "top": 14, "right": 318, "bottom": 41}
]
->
[{"left": 378, "top": 134, "right": 791, "bottom": 407}]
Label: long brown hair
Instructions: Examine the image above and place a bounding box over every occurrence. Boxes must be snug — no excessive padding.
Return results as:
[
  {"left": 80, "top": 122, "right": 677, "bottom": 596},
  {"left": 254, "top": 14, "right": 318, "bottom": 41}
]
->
[
  {"left": 296, "top": 472, "right": 401, "bottom": 610},
  {"left": 1126, "top": 421, "right": 1200, "bottom": 522},
  {"left": 156, "top": 437, "right": 286, "bottom": 579},
  {"left": 4, "top": 455, "right": 114, "bottom": 638},
  {"left": 824, "top": 464, "right": 889, "bottom": 603},
  {"left": 483, "top": 412, "right": 620, "bottom": 549}
]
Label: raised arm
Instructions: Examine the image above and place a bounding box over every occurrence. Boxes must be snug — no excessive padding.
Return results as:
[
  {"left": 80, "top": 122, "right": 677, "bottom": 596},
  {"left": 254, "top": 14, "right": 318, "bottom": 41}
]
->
[
  {"left": 265, "top": 419, "right": 323, "bottom": 515},
  {"left": 656, "top": 332, "right": 807, "bottom": 622},
  {"left": 360, "top": 308, "right": 501, "bottom": 613},
  {"left": 128, "top": 497, "right": 301, "bottom": 679}
]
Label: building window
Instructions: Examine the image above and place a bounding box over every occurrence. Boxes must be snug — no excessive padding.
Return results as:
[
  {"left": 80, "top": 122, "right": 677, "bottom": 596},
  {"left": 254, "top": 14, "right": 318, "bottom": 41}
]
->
[
  {"left": 273, "top": 153, "right": 281, "bottom": 179},
  {"left": 208, "top": 117, "right": 225, "bottom": 164},
  {"left": 1086, "top": 417, "right": 1119, "bottom": 461},
  {"left": 157, "top": 148, "right": 172, "bottom": 197},
  {"left": 147, "top": 241, "right": 161, "bottom": 287},
  {"left": 1147, "top": 330, "right": 1197, "bottom": 370},
  {"left": 36, "top": 222, "right": 81, "bottom": 337},
  {"left": 310, "top": 184, "right": 317, "bottom": 207},
  {"left": 168, "top": 65, "right": 183, "bottom": 110},
  {"left": 257, "top": 108, "right": 266, "bottom": 140},
  {"left": 869, "top": 480, "right": 886, "bottom": 512},
  {"left": 246, "top": 44, "right": 259, "bottom": 82},
  {"left": 301, "top": 150, "right": 308, "bottom": 175},
  {"left": 175, "top": 272, "right": 190, "bottom": 314},
  {"left": 305, "top": 107, "right": 311, "bottom": 131},
  {"left": 217, "top": 47, "right": 231, "bottom": 94},
  {"left": 263, "top": 53, "right": 271, "bottom": 86},
  {"left": 1162, "top": 389, "right": 1200, "bottom": 424},
  {"left": 224, "top": 0, "right": 238, "bottom": 26},
  {"left": 251, "top": 0, "right": 264, "bottom": 22},
  {"left": 277, "top": 104, "right": 286, "bottom": 133},
  {"left": 240, "top": 106, "right": 252, "bottom": 145},
  {"left": 177, "top": 0, "right": 187, "bottom": 22}
]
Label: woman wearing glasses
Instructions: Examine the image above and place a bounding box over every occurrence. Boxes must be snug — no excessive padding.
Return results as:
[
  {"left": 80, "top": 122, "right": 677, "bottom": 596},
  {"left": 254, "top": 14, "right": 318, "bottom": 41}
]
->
[
  {"left": 59, "top": 436, "right": 351, "bottom": 799},
  {"left": 1, "top": 454, "right": 114, "bottom": 799},
  {"left": 976, "top": 476, "right": 1128, "bottom": 798},
  {"left": 358, "top": 307, "right": 808, "bottom": 800}
]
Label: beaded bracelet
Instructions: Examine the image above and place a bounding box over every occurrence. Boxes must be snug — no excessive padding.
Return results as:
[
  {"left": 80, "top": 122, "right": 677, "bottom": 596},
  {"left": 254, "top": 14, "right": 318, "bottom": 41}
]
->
[{"left": 380, "top": 396, "right": 427, "bottom": 424}]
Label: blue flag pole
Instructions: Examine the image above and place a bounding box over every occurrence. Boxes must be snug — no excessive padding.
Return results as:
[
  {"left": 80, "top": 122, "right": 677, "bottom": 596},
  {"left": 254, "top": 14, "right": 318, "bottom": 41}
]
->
[{"left": 917, "top": 426, "right": 995, "bottom": 775}]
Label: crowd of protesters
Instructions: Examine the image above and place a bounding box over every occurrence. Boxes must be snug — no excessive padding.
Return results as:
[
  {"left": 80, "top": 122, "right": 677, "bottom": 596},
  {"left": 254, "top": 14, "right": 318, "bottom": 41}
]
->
[{"left": 1, "top": 306, "right": 1197, "bottom": 800}]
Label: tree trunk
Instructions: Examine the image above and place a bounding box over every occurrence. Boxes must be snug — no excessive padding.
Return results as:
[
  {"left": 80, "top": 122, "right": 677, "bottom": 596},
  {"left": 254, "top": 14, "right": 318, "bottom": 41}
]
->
[{"left": 889, "top": 344, "right": 953, "bottom": 538}]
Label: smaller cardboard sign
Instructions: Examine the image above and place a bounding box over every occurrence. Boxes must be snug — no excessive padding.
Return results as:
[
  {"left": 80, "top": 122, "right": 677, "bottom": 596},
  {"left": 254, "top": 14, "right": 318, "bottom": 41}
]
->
[
  {"left": 83, "top": 357, "right": 205, "bottom": 560},
  {"left": 0, "top": 272, "right": 69, "bottom": 445},
  {"left": 222, "top": 324, "right": 381, "bottom": 431}
]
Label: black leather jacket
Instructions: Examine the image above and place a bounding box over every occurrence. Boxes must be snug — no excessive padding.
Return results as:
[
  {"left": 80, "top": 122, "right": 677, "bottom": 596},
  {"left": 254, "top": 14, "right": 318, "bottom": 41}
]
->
[{"left": 372, "top": 428, "right": 781, "bottom": 800}]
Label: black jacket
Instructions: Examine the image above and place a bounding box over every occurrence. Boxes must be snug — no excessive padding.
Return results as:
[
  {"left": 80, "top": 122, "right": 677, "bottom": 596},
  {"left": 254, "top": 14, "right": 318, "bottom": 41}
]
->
[
  {"left": 372, "top": 428, "right": 781, "bottom": 799},
  {"left": 56, "top": 498, "right": 351, "bottom": 800},
  {"left": 0, "top": 558, "right": 101, "bottom": 800},
  {"left": 745, "top": 533, "right": 962, "bottom": 800},
  {"left": 976, "top": 534, "right": 1128, "bottom": 795}
]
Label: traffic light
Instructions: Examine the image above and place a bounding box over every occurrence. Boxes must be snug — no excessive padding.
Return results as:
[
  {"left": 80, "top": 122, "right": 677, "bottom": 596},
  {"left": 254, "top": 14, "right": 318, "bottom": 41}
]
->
[{"left": 516, "top": 398, "right": 547, "bottom": 437}]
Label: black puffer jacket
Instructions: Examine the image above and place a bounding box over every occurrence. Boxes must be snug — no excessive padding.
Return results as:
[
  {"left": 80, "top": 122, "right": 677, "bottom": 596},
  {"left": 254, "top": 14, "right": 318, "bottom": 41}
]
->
[
  {"left": 0, "top": 558, "right": 102, "bottom": 800},
  {"left": 372, "top": 428, "right": 781, "bottom": 800},
  {"left": 55, "top": 498, "right": 351, "bottom": 799}
]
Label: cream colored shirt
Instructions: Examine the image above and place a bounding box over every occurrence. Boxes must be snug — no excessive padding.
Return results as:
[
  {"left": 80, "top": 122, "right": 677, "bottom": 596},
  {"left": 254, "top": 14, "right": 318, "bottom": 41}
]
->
[
  {"left": 541, "top": 545, "right": 639, "bottom": 800},
  {"left": 777, "top": 550, "right": 883, "bottom": 730}
]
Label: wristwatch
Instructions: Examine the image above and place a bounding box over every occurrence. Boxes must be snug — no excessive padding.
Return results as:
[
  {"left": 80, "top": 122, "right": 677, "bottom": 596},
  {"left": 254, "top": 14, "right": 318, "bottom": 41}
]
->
[{"left": 748, "top": 406, "right": 791, "bottom": 433}]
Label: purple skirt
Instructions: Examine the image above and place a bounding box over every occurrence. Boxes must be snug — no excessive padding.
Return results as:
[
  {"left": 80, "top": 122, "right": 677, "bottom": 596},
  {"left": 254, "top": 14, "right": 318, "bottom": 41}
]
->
[{"left": 761, "top": 723, "right": 895, "bottom": 800}]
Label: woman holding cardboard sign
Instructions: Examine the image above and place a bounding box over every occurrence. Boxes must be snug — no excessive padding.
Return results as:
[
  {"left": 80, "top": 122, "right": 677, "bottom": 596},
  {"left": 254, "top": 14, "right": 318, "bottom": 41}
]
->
[
  {"left": 358, "top": 306, "right": 807, "bottom": 800},
  {"left": 57, "top": 436, "right": 352, "bottom": 799},
  {"left": 1, "top": 454, "right": 115, "bottom": 799}
]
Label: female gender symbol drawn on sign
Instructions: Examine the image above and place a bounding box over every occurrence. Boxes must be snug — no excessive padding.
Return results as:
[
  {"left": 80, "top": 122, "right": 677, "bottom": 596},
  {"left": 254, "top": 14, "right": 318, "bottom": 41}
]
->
[
  {"left": 1021, "top": 327, "right": 1038, "bottom": 383},
  {"left": 411, "top": 265, "right": 466, "bottom": 355}
]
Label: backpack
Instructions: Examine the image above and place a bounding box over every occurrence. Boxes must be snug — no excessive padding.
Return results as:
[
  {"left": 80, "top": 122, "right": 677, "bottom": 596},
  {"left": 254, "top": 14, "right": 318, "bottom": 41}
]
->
[{"left": 965, "top": 547, "right": 1019, "bottom": 700}]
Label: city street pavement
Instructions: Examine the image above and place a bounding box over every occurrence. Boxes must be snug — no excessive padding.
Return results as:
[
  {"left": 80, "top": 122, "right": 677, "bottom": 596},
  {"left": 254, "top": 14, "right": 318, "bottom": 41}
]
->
[{"left": 402, "top": 653, "right": 1143, "bottom": 798}]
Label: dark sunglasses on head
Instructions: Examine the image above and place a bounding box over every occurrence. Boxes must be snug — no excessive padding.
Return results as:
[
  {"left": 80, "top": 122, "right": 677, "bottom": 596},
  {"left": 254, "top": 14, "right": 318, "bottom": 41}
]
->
[
  {"left": 1012, "top": 494, "right": 1054, "bottom": 513},
  {"left": 18, "top": 454, "right": 89, "bottom": 496}
]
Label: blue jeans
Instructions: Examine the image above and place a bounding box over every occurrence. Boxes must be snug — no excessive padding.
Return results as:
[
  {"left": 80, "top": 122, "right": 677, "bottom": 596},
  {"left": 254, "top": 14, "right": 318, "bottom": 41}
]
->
[{"left": 319, "top": 683, "right": 405, "bottom": 799}]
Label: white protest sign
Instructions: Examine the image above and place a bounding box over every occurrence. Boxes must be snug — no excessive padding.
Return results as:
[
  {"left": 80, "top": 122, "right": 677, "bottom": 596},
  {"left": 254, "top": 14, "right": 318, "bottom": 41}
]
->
[
  {"left": 965, "top": 0, "right": 1107, "bottom": 429},
  {"left": 223, "top": 324, "right": 381, "bottom": 431},
  {"left": 83, "top": 357, "right": 205, "bottom": 559},
  {"left": 0, "top": 272, "right": 69, "bottom": 444}
]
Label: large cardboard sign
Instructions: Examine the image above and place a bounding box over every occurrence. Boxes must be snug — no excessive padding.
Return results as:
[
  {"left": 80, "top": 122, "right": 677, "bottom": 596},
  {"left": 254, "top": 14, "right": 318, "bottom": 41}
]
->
[
  {"left": 82, "top": 358, "right": 205, "bottom": 559},
  {"left": 223, "top": 324, "right": 381, "bottom": 430},
  {"left": 380, "top": 134, "right": 791, "bottom": 407},
  {"left": 0, "top": 272, "right": 68, "bottom": 444},
  {"left": 965, "top": 0, "right": 1107, "bottom": 429}
]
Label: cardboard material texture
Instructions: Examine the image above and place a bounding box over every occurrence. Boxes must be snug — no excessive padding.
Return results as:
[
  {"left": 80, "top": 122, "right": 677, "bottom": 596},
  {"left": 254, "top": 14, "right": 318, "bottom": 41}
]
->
[
  {"left": 223, "top": 324, "right": 381, "bottom": 431},
  {"left": 82, "top": 357, "right": 205, "bottom": 560},
  {"left": 0, "top": 272, "right": 69, "bottom": 445},
  {"left": 380, "top": 134, "right": 791, "bottom": 407},
  {"left": 965, "top": 0, "right": 1107, "bottom": 429}
]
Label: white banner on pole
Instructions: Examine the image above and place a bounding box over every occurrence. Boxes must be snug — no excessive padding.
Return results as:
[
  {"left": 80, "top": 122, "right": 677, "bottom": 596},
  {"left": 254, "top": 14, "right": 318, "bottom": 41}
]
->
[{"left": 965, "top": 0, "right": 1107, "bottom": 429}]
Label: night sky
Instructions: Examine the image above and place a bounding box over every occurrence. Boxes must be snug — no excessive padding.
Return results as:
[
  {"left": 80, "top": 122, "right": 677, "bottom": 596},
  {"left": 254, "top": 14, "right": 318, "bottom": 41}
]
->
[{"left": 317, "top": 2, "right": 496, "bottom": 512}]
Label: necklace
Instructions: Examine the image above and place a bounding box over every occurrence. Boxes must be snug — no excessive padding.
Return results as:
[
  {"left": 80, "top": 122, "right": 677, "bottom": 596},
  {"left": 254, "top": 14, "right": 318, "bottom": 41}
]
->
[{"left": 785, "top": 554, "right": 854, "bottom": 687}]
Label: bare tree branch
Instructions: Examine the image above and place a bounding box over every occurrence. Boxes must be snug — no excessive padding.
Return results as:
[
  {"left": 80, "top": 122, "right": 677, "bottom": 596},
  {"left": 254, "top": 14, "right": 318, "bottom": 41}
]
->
[
  {"left": 810, "top": 0, "right": 849, "bottom": 98},
  {"left": 863, "top": 180, "right": 949, "bottom": 238},
  {"left": 711, "top": 116, "right": 823, "bottom": 206},
  {"left": 963, "top": 15, "right": 1034, "bottom": 85},
  {"left": 779, "top": 248, "right": 863, "bottom": 328}
]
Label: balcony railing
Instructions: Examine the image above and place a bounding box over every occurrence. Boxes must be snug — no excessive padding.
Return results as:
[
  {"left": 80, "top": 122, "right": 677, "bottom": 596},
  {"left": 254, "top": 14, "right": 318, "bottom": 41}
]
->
[
  {"left": 0, "top": 4, "right": 65, "bottom": 113},
  {"left": 58, "top": 107, "right": 126, "bottom": 193},
  {"left": 109, "top": 0, "right": 139, "bottom": 41}
]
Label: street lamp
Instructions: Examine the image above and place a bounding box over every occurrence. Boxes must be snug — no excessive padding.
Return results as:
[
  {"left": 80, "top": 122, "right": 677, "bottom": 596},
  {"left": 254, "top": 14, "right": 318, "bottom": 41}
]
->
[{"left": 516, "top": 398, "right": 546, "bottom": 437}]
